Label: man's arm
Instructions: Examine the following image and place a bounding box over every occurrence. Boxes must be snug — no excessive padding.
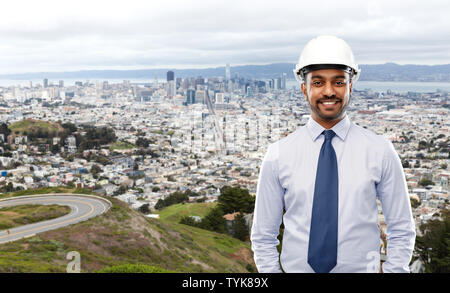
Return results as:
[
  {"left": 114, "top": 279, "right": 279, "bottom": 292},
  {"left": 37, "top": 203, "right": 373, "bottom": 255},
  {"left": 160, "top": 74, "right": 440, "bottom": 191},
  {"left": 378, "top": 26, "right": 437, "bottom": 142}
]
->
[
  {"left": 376, "top": 139, "right": 416, "bottom": 273},
  {"left": 251, "top": 143, "right": 285, "bottom": 273}
]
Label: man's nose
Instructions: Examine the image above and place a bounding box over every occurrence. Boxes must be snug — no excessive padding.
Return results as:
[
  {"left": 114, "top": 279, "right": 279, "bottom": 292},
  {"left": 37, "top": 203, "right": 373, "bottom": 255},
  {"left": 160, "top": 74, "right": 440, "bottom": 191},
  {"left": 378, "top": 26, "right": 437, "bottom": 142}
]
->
[{"left": 322, "top": 82, "right": 335, "bottom": 97}]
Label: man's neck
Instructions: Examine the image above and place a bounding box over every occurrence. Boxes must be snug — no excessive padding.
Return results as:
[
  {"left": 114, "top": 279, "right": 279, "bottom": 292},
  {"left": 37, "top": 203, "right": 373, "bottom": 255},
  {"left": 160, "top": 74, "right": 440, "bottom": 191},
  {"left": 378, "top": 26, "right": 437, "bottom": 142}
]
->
[{"left": 312, "top": 114, "right": 345, "bottom": 129}]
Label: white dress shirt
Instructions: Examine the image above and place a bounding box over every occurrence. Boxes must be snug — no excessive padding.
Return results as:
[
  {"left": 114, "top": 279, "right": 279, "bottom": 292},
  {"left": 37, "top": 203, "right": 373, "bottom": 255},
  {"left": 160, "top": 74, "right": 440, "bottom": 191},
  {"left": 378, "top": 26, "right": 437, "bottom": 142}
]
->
[{"left": 251, "top": 115, "right": 416, "bottom": 273}]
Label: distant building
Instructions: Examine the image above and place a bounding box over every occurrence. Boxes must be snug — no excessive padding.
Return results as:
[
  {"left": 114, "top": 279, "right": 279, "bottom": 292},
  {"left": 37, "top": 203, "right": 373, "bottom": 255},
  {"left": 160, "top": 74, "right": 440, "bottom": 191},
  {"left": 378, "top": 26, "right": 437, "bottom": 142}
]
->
[
  {"left": 65, "top": 136, "right": 77, "bottom": 153},
  {"left": 440, "top": 173, "right": 449, "bottom": 191},
  {"left": 195, "top": 77, "right": 205, "bottom": 89},
  {"left": 246, "top": 86, "right": 252, "bottom": 97},
  {"left": 43, "top": 78, "right": 49, "bottom": 88},
  {"left": 195, "top": 90, "right": 206, "bottom": 104},
  {"left": 166, "top": 71, "right": 175, "bottom": 97},
  {"left": 281, "top": 73, "right": 287, "bottom": 90},
  {"left": 225, "top": 63, "right": 231, "bottom": 81},
  {"left": 167, "top": 71, "right": 174, "bottom": 81},
  {"left": 215, "top": 92, "right": 224, "bottom": 104},
  {"left": 186, "top": 89, "right": 195, "bottom": 105}
]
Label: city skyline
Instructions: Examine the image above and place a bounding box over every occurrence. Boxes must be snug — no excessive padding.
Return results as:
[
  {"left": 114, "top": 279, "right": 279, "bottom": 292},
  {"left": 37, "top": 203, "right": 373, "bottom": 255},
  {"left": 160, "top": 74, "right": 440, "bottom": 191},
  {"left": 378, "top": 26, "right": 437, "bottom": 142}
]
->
[{"left": 0, "top": 0, "right": 449, "bottom": 74}]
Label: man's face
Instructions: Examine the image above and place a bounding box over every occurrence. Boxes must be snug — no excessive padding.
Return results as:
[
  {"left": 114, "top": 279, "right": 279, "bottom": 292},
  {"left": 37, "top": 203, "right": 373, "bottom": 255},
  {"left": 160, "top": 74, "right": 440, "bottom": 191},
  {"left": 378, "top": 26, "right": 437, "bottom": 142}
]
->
[{"left": 301, "top": 68, "right": 352, "bottom": 124}]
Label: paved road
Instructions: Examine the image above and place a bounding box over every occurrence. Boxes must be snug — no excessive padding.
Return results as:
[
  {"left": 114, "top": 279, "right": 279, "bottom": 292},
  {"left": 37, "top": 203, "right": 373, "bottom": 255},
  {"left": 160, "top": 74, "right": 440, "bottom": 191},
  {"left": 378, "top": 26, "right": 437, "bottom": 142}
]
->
[{"left": 0, "top": 194, "right": 111, "bottom": 244}]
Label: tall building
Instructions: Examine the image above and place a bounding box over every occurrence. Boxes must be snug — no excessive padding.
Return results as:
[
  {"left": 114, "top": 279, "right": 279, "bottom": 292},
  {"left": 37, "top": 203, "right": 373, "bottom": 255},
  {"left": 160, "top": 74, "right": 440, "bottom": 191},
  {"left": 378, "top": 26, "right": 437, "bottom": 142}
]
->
[
  {"left": 186, "top": 89, "right": 195, "bottom": 105},
  {"left": 59, "top": 80, "right": 64, "bottom": 88},
  {"left": 181, "top": 78, "right": 189, "bottom": 90},
  {"left": 215, "top": 92, "right": 224, "bottom": 104},
  {"left": 167, "top": 71, "right": 174, "bottom": 81},
  {"left": 282, "top": 73, "right": 287, "bottom": 90},
  {"left": 225, "top": 63, "right": 231, "bottom": 81},
  {"left": 166, "top": 71, "right": 175, "bottom": 97},
  {"left": 195, "top": 90, "right": 206, "bottom": 104},
  {"left": 246, "top": 85, "right": 252, "bottom": 97},
  {"left": 43, "top": 78, "right": 48, "bottom": 88},
  {"left": 276, "top": 77, "right": 281, "bottom": 90},
  {"left": 195, "top": 77, "right": 205, "bottom": 89}
]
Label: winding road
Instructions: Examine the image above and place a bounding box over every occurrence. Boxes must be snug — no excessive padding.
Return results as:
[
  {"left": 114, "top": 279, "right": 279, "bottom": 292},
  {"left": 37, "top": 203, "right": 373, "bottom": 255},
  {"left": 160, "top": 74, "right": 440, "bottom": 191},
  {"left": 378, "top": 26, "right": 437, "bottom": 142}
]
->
[{"left": 0, "top": 194, "right": 111, "bottom": 244}]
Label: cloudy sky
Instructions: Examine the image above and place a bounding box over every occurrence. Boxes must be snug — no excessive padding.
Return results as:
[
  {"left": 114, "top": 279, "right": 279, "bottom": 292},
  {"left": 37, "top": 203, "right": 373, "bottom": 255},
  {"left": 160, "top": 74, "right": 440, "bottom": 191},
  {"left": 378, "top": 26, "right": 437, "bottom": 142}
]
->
[{"left": 0, "top": 0, "right": 448, "bottom": 74}]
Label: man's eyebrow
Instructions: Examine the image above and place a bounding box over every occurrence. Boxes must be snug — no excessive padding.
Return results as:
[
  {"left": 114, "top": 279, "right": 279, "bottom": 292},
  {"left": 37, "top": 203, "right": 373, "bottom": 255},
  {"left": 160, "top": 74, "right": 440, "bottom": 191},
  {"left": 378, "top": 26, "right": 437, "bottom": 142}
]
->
[{"left": 311, "top": 75, "right": 347, "bottom": 79}]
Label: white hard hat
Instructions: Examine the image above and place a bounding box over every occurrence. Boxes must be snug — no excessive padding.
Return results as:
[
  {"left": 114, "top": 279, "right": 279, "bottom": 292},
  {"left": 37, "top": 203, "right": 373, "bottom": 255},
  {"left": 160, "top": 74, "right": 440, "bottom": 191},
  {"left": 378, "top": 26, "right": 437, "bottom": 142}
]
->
[{"left": 293, "top": 35, "right": 360, "bottom": 83}]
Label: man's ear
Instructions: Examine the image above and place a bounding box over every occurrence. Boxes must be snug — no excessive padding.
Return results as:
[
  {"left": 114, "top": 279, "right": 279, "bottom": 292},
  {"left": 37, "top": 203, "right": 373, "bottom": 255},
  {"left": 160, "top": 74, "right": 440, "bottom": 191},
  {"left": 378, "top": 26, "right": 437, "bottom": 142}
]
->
[{"left": 301, "top": 83, "right": 308, "bottom": 101}]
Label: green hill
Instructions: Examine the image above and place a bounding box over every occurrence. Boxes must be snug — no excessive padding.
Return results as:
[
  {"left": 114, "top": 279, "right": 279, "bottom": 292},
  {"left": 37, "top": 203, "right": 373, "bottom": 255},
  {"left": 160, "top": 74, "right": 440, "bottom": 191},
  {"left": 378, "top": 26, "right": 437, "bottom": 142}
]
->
[
  {"left": 157, "top": 202, "right": 217, "bottom": 222},
  {"left": 0, "top": 204, "right": 71, "bottom": 230},
  {"left": 9, "top": 119, "right": 63, "bottom": 136},
  {"left": 0, "top": 191, "right": 256, "bottom": 273}
]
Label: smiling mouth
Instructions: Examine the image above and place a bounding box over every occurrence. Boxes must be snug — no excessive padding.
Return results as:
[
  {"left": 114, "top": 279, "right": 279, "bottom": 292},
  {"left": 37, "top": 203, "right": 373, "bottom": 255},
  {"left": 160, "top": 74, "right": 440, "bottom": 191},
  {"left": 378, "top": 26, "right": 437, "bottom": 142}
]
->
[{"left": 318, "top": 99, "right": 341, "bottom": 106}]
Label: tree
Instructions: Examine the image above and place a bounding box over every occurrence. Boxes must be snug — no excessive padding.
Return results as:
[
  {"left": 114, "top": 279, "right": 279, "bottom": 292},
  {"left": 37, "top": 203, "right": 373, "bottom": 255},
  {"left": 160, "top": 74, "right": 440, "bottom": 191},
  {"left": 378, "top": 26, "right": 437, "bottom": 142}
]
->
[
  {"left": 0, "top": 123, "right": 11, "bottom": 137},
  {"left": 154, "top": 199, "right": 165, "bottom": 210},
  {"left": 200, "top": 206, "right": 227, "bottom": 234},
  {"left": 410, "top": 197, "right": 421, "bottom": 209},
  {"left": 154, "top": 191, "right": 189, "bottom": 210},
  {"left": 90, "top": 164, "right": 102, "bottom": 175},
  {"left": 418, "top": 140, "right": 427, "bottom": 151},
  {"left": 136, "top": 137, "right": 150, "bottom": 148},
  {"left": 179, "top": 216, "right": 201, "bottom": 227},
  {"left": 218, "top": 185, "right": 255, "bottom": 214},
  {"left": 402, "top": 160, "right": 410, "bottom": 168},
  {"left": 231, "top": 213, "right": 249, "bottom": 241},
  {"left": 415, "top": 208, "right": 450, "bottom": 273},
  {"left": 114, "top": 185, "right": 128, "bottom": 196},
  {"left": 62, "top": 122, "right": 77, "bottom": 133},
  {"left": 138, "top": 204, "right": 151, "bottom": 215},
  {"left": 419, "top": 178, "right": 434, "bottom": 187}
]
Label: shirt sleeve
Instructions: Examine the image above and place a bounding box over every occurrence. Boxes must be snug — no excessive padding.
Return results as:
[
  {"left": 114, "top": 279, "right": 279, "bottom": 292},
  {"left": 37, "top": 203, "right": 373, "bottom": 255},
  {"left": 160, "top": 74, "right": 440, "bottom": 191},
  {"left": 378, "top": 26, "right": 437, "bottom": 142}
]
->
[
  {"left": 251, "top": 142, "right": 285, "bottom": 273},
  {"left": 376, "top": 139, "right": 416, "bottom": 273}
]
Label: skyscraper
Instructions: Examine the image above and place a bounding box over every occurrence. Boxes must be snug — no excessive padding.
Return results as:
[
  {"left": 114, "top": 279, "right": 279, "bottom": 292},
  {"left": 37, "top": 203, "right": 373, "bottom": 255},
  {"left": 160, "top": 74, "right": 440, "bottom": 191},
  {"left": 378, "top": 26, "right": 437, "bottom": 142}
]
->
[
  {"left": 166, "top": 71, "right": 175, "bottom": 97},
  {"left": 282, "top": 73, "right": 287, "bottom": 90},
  {"left": 43, "top": 78, "right": 48, "bottom": 88},
  {"left": 167, "top": 71, "right": 174, "bottom": 82},
  {"left": 186, "top": 89, "right": 195, "bottom": 105},
  {"left": 225, "top": 63, "right": 231, "bottom": 81}
]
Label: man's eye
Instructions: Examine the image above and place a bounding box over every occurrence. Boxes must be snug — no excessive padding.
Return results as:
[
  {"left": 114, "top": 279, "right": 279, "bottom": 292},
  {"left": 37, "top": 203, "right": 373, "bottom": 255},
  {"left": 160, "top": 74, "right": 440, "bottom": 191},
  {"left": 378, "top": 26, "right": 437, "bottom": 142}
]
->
[
  {"left": 312, "top": 81, "right": 322, "bottom": 86},
  {"left": 335, "top": 81, "right": 346, "bottom": 85}
]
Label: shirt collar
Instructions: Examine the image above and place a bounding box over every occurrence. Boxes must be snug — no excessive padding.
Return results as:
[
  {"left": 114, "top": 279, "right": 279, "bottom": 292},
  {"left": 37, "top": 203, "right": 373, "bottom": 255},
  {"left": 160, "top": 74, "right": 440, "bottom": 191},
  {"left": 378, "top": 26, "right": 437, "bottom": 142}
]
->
[{"left": 306, "top": 115, "right": 351, "bottom": 142}]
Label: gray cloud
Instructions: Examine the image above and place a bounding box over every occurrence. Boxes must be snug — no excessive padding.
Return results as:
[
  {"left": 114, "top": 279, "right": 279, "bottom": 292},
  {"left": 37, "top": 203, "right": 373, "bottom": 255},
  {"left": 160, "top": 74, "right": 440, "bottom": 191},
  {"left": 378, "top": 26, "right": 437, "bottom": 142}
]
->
[{"left": 0, "top": 0, "right": 448, "bottom": 74}]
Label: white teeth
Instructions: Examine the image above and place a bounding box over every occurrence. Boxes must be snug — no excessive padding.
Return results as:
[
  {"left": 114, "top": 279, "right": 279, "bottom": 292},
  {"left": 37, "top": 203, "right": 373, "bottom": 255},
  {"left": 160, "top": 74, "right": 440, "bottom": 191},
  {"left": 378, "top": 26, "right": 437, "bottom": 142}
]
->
[{"left": 322, "top": 101, "right": 337, "bottom": 105}]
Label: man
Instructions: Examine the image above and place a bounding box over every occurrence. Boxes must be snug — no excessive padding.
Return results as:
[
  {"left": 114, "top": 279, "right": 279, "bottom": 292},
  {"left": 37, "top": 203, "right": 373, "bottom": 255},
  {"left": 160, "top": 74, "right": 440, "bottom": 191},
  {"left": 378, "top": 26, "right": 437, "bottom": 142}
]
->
[{"left": 250, "top": 35, "right": 416, "bottom": 273}]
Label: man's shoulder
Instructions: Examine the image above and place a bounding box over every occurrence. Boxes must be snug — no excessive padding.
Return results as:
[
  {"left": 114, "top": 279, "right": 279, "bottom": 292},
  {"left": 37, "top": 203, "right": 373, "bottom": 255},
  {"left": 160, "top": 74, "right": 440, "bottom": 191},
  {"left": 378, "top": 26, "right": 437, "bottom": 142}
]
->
[
  {"left": 349, "top": 122, "right": 393, "bottom": 150},
  {"left": 263, "top": 126, "right": 306, "bottom": 159},
  {"left": 277, "top": 125, "right": 307, "bottom": 147}
]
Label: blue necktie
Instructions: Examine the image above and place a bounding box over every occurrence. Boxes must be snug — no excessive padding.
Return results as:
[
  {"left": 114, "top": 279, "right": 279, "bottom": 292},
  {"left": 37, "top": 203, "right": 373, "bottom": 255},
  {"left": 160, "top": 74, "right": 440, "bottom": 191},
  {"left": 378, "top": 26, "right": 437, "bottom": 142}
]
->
[{"left": 308, "top": 129, "right": 338, "bottom": 273}]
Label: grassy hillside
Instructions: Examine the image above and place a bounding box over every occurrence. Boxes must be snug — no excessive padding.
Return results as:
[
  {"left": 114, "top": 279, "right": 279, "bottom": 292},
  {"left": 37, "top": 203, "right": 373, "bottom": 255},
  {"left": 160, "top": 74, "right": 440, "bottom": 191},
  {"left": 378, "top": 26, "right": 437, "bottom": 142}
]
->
[
  {"left": 109, "top": 141, "right": 136, "bottom": 150},
  {"left": 0, "top": 191, "right": 256, "bottom": 273},
  {"left": 9, "top": 119, "right": 63, "bottom": 136},
  {"left": 0, "top": 186, "right": 94, "bottom": 200},
  {"left": 0, "top": 204, "right": 71, "bottom": 230},
  {"left": 157, "top": 202, "right": 217, "bottom": 222}
]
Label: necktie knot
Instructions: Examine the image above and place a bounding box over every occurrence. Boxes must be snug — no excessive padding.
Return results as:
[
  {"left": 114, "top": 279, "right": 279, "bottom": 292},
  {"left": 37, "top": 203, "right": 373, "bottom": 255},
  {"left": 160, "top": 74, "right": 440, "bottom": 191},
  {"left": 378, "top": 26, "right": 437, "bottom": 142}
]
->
[{"left": 323, "top": 130, "right": 336, "bottom": 141}]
